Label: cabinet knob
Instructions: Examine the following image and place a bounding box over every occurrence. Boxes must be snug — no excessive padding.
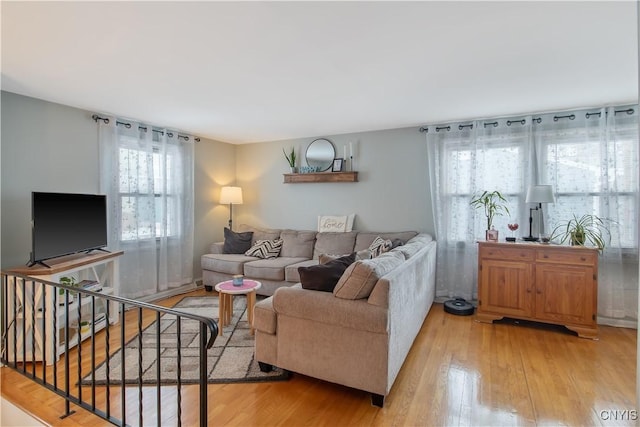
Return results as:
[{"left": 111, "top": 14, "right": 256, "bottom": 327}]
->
[
  {"left": 580, "top": 257, "right": 586, "bottom": 261},
  {"left": 543, "top": 254, "right": 549, "bottom": 258},
  {"left": 526, "top": 288, "right": 532, "bottom": 293},
  {"left": 536, "top": 289, "right": 542, "bottom": 295}
]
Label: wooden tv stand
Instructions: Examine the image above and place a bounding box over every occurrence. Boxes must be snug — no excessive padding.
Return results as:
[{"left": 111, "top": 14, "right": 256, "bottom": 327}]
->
[
  {"left": 6, "top": 250, "right": 123, "bottom": 364},
  {"left": 476, "top": 241, "right": 598, "bottom": 339}
]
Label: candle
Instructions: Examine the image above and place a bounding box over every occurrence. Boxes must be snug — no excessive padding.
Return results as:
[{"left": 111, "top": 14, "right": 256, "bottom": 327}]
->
[{"left": 350, "top": 142, "right": 353, "bottom": 157}]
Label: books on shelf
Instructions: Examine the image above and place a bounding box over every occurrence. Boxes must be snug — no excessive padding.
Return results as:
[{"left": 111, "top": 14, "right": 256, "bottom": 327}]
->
[{"left": 78, "top": 279, "right": 102, "bottom": 293}]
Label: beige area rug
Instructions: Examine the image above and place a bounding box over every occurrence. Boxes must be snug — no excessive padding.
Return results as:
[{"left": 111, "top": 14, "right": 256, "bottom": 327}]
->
[{"left": 81, "top": 296, "right": 289, "bottom": 385}]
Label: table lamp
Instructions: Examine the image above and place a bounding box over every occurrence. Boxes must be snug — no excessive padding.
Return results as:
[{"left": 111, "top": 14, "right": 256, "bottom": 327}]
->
[
  {"left": 220, "top": 186, "right": 243, "bottom": 230},
  {"left": 523, "top": 184, "right": 555, "bottom": 241}
]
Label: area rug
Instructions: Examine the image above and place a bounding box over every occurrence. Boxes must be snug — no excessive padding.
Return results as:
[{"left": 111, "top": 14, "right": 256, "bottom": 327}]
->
[{"left": 81, "top": 296, "right": 289, "bottom": 385}]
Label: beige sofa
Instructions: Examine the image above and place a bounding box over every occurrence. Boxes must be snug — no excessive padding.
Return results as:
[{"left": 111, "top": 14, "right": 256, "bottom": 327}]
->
[
  {"left": 252, "top": 233, "right": 436, "bottom": 407},
  {"left": 201, "top": 224, "right": 419, "bottom": 296}
]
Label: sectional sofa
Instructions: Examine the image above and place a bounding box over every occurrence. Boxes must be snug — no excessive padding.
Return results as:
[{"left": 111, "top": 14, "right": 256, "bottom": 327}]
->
[
  {"left": 201, "top": 224, "right": 419, "bottom": 296},
  {"left": 201, "top": 225, "right": 437, "bottom": 407}
]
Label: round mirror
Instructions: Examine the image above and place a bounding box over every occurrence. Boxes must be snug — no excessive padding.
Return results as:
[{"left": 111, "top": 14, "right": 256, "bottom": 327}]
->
[{"left": 305, "top": 138, "right": 336, "bottom": 172}]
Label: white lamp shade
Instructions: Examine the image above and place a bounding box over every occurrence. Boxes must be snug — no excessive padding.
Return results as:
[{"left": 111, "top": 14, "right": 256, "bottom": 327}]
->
[
  {"left": 525, "top": 185, "right": 555, "bottom": 204},
  {"left": 220, "top": 186, "right": 243, "bottom": 205}
]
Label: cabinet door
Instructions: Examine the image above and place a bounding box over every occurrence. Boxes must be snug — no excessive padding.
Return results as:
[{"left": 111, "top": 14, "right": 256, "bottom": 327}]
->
[
  {"left": 535, "top": 264, "right": 596, "bottom": 326},
  {"left": 479, "top": 259, "right": 533, "bottom": 318}
]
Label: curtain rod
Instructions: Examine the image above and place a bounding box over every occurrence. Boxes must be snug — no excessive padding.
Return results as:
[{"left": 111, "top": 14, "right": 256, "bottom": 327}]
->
[
  {"left": 419, "top": 107, "right": 636, "bottom": 133},
  {"left": 92, "top": 114, "right": 201, "bottom": 142}
]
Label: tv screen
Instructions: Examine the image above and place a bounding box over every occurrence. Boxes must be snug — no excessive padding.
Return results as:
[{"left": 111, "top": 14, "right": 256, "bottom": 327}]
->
[{"left": 31, "top": 192, "right": 108, "bottom": 265}]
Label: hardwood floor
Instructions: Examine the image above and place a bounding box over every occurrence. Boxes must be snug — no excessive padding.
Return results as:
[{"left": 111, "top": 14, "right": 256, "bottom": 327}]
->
[{"left": 2, "top": 288, "right": 637, "bottom": 426}]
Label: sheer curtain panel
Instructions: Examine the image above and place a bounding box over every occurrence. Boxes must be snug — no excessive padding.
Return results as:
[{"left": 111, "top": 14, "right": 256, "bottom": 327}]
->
[
  {"left": 426, "top": 118, "right": 534, "bottom": 301},
  {"left": 98, "top": 118, "right": 195, "bottom": 300},
  {"left": 426, "top": 105, "right": 638, "bottom": 324}
]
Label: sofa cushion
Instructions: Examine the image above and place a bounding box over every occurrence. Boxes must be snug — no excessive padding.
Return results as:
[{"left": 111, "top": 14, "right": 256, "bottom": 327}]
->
[
  {"left": 245, "top": 239, "right": 283, "bottom": 259},
  {"left": 237, "top": 224, "right": 281, "bottom": 245},
  {"left": 312, "top": 231, "right": 357, "bottom": 259},
  {"left": 201, "top": 253, "right": 258, "bottom": 275},
  {"left": 280, "top": 230, "right": 317, "bottom": 258},
  {"left": 285, "top": 259, "right": 318, "bottom": 282},
  {"left": 395, "top": 242, "right": 422, "bottom": 259},
  {"left": 223, "top": 227, "right": 254, "bottom": 254},
  {"left": 244, "top": 257, "right": 308, "bottom": 281},
  {"left": 299, "top": 253, "right": 356, "bottom": 292},
  {"left": 354, "top": 231, "right": 418, "bottom": 251},
  {"left": 333, "top": 251, "right": 404, "bottom": 300}
]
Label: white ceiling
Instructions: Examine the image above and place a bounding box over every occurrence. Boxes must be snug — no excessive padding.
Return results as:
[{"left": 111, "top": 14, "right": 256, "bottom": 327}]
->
[{"left": 2, "top": 1, "right": 638, "bottom": 144}]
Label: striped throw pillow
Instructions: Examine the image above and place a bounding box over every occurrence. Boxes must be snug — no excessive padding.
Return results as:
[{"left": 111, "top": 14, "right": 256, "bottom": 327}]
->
[{"left": 245, "top": 239, "right": 283, "bottom": 259}]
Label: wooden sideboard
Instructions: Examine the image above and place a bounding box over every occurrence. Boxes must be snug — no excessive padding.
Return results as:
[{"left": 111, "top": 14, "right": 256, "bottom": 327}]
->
[{"left": 477, "top": 241, "right": 598, "bottom": 339}]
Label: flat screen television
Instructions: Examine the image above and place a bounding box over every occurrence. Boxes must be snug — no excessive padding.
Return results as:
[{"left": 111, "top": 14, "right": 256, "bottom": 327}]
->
[{"left": 29, "top": 192, "right": 108, "bottom": 267}]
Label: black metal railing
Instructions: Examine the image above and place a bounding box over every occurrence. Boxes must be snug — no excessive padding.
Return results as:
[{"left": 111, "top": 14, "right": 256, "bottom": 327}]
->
[{"left": 1, "top": 271, "right": 218, "bottom": 427}]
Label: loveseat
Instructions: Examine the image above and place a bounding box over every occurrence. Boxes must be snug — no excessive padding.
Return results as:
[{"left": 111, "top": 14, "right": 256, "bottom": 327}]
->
[
  {"left": 252, "top": 232, "right": 436, "bottom": 408},
  {"left": 201, "top": 224, "right": 420, "bottom": 296}
]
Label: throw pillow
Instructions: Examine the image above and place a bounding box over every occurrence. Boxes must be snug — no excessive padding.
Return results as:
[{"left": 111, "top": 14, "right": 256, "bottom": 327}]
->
[
  {"left": 223, "top": 227, "right": 254, "bottom": 254},
  {"left": 317, "top": 214, "right": 356, "bottom": 232},
  {"left": 368, "top": 236, "right": 392, "bottom": 257},
  {"left": 333, "top": 251, "right": 404, "bottom": 300},
  {"left": 299, "top": 253, "right": 356, "bottom": 292},
  {"left": 245, "top": 239, "right": 283, "bottom": 259}
]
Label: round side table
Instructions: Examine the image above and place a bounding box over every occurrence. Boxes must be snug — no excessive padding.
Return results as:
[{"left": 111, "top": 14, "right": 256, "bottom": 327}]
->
[{"left": 214, "top": 279, "right": 262, "bottom": 337}]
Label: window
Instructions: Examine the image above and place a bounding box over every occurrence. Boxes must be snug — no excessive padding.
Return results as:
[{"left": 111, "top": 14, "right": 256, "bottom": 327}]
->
[
  {"left": 118, "top": 135, "right": 180, "bottom": 241},
  {"left": 538, "top": 117, "right": 638, "bottom": 249}
]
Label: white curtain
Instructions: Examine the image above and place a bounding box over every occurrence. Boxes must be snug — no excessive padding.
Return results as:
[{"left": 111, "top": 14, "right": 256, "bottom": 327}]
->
[
  {"left": 98, "top": 118, "right": 194, "bottom": 300},
  {"left": 535, "top": 107, "right": 639, "bottom": 324},
  {"left": 427, "top": 105, "right": 639, "bottom": 323},
  {"left": 427, "top": 117, "right": 534, "bottom": 301}
]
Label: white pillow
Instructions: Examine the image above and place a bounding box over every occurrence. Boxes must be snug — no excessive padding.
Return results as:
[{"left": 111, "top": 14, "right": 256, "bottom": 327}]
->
[{"left": 317, "top": 214, "right": 355, "bottom": 233}]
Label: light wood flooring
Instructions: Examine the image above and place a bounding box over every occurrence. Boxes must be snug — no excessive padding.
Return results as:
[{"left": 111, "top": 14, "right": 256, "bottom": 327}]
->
[{"left": 1, "top": 288, "right": 637, "bottom": 426}]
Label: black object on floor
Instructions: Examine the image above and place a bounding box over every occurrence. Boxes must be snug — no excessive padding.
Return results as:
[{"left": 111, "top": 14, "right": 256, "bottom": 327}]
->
[{"left": 444, "top": 298, "right": 475, "bottom": 316}]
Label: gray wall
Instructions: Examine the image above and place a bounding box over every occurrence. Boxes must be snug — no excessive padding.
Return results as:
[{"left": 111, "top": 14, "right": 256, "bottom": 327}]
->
[
  {"left": 1, "top": 91, "right": 435, "bottom": 279},
  {"left": 235, "top": 127, "right": 435, "bottom": 234},
  {"left": 1, "top": 91, "right": 99, "bottom": 268},
  {"left": 0, "top": 91, "right": 236, "bottom": 278}
]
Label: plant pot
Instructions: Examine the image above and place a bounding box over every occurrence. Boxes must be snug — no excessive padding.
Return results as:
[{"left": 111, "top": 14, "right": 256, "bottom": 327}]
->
[
  {"left": 486, "top": 229, "right": 499, "bottom": 241},
  {"left": 290, "top": 167, "right": 297, "bottom": 174},
  {"left": 571, "top": 231, "right": 585, "bottom": 246}
]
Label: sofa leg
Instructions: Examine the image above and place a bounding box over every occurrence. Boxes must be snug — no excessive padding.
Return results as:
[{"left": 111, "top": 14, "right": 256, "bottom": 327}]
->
[
  {"left": 371, "top": 393, "right": 384, "bottom": 408},
  {"left": 258, "top": 362, "right": 273, "bottom": 373}
]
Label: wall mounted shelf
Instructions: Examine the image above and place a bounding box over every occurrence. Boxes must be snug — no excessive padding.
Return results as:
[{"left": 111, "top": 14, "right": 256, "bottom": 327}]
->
[{"left": 283, "top": 171, "right": 358, "bottom": 183}]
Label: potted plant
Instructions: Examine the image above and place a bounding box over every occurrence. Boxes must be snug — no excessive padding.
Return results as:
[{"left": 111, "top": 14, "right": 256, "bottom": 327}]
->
[
  {"left": 470, "top": 190, "right": 510, "bottom": 240},
  {"left": 549, "top": 214, "right": 611, "bottom": 252},
  {"left": 59, "top": 276, "right": 77, "bottom": 303},
  {"left": 282, "top": 147, "right": 297, "bottom": 173}
]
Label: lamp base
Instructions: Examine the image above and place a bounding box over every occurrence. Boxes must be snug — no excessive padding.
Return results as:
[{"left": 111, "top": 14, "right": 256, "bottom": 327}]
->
[{"left": 522, "top": 236, "right": 539, "bottom": 242}]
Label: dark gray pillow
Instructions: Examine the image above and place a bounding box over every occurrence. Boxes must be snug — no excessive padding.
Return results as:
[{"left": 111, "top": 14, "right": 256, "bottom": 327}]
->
[
  {"left": 299, "top": 253, "right": 356, "bottom": 292},
  {"left": 223, "top": 228, "right": 253, "bottom": 254}
]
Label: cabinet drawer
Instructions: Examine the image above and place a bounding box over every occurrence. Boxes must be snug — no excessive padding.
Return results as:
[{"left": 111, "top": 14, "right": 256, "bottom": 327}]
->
[
  {"left": 480, "top": 246, "right": 534, "bottom": 261},
  {"left": 536, "top": 249, "right": 596, "bottom": 265}
]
